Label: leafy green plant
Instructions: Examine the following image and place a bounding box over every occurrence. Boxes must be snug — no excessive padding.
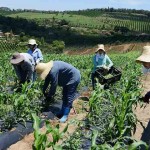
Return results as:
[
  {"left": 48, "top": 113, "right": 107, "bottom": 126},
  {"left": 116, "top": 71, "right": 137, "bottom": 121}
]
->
[{"left": 32, "top": 114, "right": 68, "bottom": 150}]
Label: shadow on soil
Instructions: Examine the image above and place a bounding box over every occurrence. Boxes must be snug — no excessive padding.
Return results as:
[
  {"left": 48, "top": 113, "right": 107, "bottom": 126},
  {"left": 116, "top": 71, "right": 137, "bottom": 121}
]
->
[{"left": 141, "top": 120, "right": 150, "bottom": 149}]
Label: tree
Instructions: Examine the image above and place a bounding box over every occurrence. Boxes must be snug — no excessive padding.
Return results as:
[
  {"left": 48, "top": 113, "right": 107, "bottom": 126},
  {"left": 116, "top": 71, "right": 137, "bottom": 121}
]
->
[
  {"left": 51, "top": 40, "right": 65, "bottom": 54},
  {"left": 114, "top": 26, "right": 130, "bottom": 34}
]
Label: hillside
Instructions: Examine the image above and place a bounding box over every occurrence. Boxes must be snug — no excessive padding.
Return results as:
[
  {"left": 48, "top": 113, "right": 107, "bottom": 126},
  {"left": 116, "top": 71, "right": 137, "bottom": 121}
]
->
[
  {"left": 0, "top": 8, "right": 150, "bottom": 48},
  {"left": 6, "top": 11, "right": 150, "bottom": 34}
]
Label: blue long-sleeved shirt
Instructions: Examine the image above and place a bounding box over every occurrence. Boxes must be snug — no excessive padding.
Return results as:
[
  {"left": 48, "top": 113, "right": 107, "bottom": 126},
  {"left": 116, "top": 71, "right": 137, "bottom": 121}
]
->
[
  {"left": 92, "top": 54, "right": 113, "bottom": 72},
  {"left": 43, "top": 61, "right": 81, "bottom": 97},
  {"left": 27, "top": 48, "right": 43, "bottom": 64}
]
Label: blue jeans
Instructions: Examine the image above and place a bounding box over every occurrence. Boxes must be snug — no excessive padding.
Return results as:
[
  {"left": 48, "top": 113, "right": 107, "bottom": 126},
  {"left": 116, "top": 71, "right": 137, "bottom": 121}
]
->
[{"left": 62, "top": 79, "right": 80, "bottom": 108}]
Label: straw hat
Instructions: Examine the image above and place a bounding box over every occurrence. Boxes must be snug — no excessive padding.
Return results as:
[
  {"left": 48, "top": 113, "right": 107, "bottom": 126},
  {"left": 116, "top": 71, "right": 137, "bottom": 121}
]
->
[
  {"left": 10, "top": 52, "right": 25, "bottom": 64},
  {"left": 95, "top": 44, "right": 105, "bottom": 53},
  {"left": 35, "top": 61, "right": 53, "bottom": 80},
  {"left": 28, "top": 39, "right": 37, "bottom": 45},
  {"left": 136, "top": 46, "right": 150, "bottom": 63}
]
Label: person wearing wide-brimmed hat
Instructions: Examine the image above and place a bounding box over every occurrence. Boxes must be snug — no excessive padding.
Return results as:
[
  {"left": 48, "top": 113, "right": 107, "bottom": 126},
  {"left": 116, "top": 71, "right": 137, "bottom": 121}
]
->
[
  {"left": 91, "top": 44, "right": 113, "bottom": 90},
  {"left": 136, "top": 46, "right": 150, "bottom": 103},
  {"left": 35, "top": 61, "right": 81, "bottom": 123},
  {"left": 10, "top": 52, "right": 35, "bottom": 85},
  {"left": 27, "top": 39, "right": 43, "bottom": 81}
]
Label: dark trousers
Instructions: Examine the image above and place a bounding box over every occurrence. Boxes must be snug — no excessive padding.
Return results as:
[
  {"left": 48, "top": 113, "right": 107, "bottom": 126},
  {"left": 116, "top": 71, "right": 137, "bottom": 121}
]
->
[
  {"left": 91, "top": 72, "right": 96, "bottom": 90},
  {"left": 62, "top": 79, "right": 80, "bottom": 108}
]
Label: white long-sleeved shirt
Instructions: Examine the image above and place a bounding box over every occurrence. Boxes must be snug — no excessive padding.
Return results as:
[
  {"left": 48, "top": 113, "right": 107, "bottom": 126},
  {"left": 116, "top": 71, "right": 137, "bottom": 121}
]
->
[
  {"left": 27, "top": 48, "right": 43, "bottom": 64},
  {"left": 13, "top": 53, "right": 35, "bottom": 81}
]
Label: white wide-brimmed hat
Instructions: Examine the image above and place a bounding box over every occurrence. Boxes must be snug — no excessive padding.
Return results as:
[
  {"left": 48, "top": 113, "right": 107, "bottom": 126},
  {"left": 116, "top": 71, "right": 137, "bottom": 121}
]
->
[
  {"left": 95, "top": 44, "right": 106, "bottom": 53},
  {"left": 136, "top": 46, "right": 150, "bottom": 63},
  {"left": 35, "top": 61, "right": 53, "bottom": 80},
  {"left": 28, "top": 39, "right": 38, "bottom": 45},
  {"left": 10, "top": 52, "right": 25, "bottom": 64}
]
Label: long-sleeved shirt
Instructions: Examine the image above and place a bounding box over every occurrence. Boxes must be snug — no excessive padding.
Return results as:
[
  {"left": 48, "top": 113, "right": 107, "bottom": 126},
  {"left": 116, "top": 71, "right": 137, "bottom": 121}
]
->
[
  {"left": 27, "top": 48, "right": 43, "bottom": 64},
  {"left": 92, "top": 54, "right": 113, "bottom": 72},
  {"left": 43, "top": 61, "right": 81, "bottom": 97},
  {"left": 13, "top": 53, "right": 35, "bottom": 81}
]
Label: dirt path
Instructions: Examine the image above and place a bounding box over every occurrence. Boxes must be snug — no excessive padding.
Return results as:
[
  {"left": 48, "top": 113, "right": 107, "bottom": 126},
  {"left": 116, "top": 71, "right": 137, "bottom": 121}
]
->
[
  {"left": 133, "top": 103, "right": 150, "bottom": 144},
  {"left": 64, "top": 43, "right": 148, "bottom": 55},
  {"left": 132, "top": 74, "right": 150, "bottom": 145},
  {"left": 8, "top": 95, "right": 90, "bottom": 150}
]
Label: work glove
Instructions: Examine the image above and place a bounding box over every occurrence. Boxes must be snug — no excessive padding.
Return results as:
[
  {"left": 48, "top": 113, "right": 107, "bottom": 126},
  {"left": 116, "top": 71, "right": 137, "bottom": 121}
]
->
[
  {"left": 27, "top": 79, "right": 31, "bottom": 83},
  {"left": 102, "top": 65, "right": 110, "bottom": 71},
  {"left": 19, "top": 80, "right": 25, "bottom": 84},
  {"left": 96, "top": 65, "right": 103, "bottom": 69}
]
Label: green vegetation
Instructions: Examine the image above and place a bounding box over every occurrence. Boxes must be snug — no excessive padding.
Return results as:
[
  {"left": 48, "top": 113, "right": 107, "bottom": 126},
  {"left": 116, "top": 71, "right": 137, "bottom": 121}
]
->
[
  {"left": 0, "top": 8, "right": 149, "bottom": 47},
  {"left": 7, "top": 11, "right": 150, "bottom": 33},
  {"left": 0, "top": 48, "right": 149, "bottom": 149},
  {"left": 0, "top": 7, "right": 150, "bottom": 149}
]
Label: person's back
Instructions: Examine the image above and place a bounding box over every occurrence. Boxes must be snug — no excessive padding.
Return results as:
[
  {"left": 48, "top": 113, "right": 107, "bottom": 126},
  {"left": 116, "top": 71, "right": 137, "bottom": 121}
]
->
[
  {"left": 20, "top": 53, "right": 35, "bottom": 67},
  {"left": 35, "top": 60, "right": 81, "bottom": 123},
  {"left": 10, "top": 52, "right": 35, "bottom": 85},
  {"left": 50, "top": 61, "right": 81, "bottom": 86}
]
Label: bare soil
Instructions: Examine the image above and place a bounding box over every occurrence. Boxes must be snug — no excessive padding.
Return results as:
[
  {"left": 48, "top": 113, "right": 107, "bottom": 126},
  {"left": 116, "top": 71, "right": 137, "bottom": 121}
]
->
[
  {"left": 132, "top": 74, "right": 150, "bottom": 145},
  {"left": 65, "top": 42, "right": 150, "bottom": 55}
]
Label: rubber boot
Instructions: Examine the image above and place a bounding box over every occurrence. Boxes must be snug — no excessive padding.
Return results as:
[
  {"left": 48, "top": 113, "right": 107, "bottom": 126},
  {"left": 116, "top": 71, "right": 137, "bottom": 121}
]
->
[
  {"left": 59, "top": 107, "right": 70, "bottom": 123},
  {"left": 56, "top": 105, "right": 64, "bottom": 119}
]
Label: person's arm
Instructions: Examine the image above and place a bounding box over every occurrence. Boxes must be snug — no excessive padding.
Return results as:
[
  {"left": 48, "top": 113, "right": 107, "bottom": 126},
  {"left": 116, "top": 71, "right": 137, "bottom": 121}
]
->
[
  {"left": 36, "top": 49, "right": 43, "bottom": 64},
  {"left": 93, "top": 55, "right": 98, "bottom": 68},
  {"left": 47, "top": 72, "right": 58, "bottom": 98},
  {"left": 43, "top": 75, "right": 51, "bottom": 97},
  {"left": 106, "top": 55, "right": 113, "bottom": 68},
  {"left": 23, "top": 61, "right": 33, "bottom": 82}
]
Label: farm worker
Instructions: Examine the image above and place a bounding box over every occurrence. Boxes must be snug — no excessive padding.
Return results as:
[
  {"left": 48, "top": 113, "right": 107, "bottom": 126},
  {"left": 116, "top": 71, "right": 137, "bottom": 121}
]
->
[
  {"left": 35, "top": 61, "right": 81, "bottom": 123},
  {"left": 27, "top": 39, "right": 43, "bottom": 81},
  {"left": 136, "top": 45, "right": 150, "bottom": 103},
  {"left": 10, "top": 52, "right": 35, "bottom": 84},
  {"left": 91, "top": 44, "right": 113, "bottom": 90}
]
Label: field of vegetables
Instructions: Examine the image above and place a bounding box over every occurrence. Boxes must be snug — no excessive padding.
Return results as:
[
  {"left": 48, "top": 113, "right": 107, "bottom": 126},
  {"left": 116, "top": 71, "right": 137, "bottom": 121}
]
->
[{"left": 0, "top": 50, "right": 149, "bottom": 149}]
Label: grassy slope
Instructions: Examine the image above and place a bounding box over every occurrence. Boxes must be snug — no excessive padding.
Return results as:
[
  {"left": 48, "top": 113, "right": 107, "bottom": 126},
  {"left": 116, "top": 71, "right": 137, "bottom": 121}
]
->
[{"left": 7, "top": 12, "right": 150, "bottom": 33}]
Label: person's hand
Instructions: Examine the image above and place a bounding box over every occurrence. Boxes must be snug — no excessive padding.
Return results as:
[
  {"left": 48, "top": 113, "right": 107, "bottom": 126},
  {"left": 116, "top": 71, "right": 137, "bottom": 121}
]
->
[
  {"left": 96, "top": 65, "right": 101, "bottom": 68},
  {"left": 45, "top": 95, "right": 55, "bottom": 103},
  {"left": 19, "top": 80, "right": 25, "bottom": 84},
  {"left": 105, "top": 66, "right": 110, "bottom": 71},
  {"left": 27, "top": 79, "right": 31, "bottom": 83}
]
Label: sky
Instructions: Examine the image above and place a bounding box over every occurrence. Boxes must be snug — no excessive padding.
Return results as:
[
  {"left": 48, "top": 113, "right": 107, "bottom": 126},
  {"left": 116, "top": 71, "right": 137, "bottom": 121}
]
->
[{"left": 0, "top": 0, "right": 149, "bottom": 11}]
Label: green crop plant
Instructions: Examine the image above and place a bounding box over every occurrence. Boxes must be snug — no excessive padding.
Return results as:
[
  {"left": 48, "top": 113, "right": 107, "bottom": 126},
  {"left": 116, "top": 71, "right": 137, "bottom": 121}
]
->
[
  {"left": 32, "top": 114, "right": 68, "bottom": 150},
  {"left": 90, "top": 130, "right": 148, "bottom": 150}
]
